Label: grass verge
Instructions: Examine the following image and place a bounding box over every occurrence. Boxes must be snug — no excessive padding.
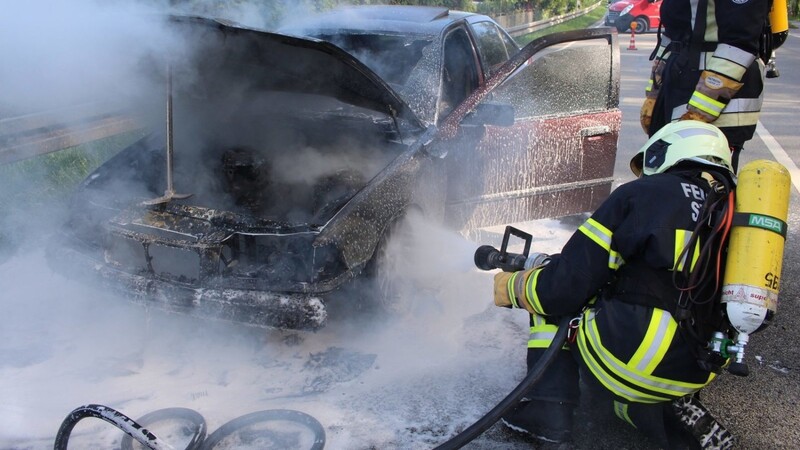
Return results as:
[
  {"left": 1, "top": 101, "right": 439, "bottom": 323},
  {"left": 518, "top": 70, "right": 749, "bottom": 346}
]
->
[
  {"left": 517, "top": 4, "right": 608, "bottom": 45},
  {"left": 0, "top": 131, "right": 145, "bottom": 211}
]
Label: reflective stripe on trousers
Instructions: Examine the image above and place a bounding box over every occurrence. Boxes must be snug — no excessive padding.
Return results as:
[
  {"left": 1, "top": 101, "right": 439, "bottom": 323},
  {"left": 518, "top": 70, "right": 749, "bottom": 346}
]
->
[{"left": 576, "top": 308, "right": 711, "bottom": 403}]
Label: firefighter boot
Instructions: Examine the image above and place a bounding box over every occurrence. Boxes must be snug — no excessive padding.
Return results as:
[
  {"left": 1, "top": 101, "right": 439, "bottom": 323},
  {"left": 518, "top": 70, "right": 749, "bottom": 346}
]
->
[
  {"left": 501, "top": 399, "right": 575, "bottom": 443},
  {"left": 670, "top": 395, "right": 735, "bottom": 449},
  {"left": 502, "top": 333, "right": 579, "bottom": 443}
]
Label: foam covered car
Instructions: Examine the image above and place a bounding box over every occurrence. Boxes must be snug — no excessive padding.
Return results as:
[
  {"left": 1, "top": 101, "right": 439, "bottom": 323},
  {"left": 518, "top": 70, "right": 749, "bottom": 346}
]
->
[{"left": 50, "top": 7, "right": 621, "bottom": 330}]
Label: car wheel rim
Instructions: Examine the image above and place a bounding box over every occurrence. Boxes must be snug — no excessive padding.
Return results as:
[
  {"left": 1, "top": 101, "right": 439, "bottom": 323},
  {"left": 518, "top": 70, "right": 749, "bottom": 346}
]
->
[{"left": 635, "top": 18, "right": 648, "bottom": 33}]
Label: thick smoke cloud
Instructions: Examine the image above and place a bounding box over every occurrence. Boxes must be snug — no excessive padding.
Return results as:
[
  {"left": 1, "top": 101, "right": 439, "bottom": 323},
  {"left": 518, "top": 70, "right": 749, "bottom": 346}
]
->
[
  {"left": 0, "top": 0, "right": 320, "bottom": 115},
  {"left": 0, "top": 1, "right": 176, "bottom": 115}
]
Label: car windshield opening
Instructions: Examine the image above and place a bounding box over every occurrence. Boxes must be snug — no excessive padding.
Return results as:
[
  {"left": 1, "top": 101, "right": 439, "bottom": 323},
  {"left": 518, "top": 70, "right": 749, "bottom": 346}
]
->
[{"left": 313, "top": 33, "right": 433, "bottom": 87}]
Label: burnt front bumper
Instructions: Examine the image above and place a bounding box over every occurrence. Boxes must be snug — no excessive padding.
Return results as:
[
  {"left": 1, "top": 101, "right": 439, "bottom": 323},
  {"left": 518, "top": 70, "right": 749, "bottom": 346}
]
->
[{"left": 47, "top": 238, "right": 330, "bottom": 330}]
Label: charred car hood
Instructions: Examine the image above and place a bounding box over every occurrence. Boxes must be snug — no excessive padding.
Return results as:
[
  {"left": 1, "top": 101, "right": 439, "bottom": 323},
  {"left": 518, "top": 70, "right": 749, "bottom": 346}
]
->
[{"left": 171, "top": 15, "right": 423, "bottom": 129}]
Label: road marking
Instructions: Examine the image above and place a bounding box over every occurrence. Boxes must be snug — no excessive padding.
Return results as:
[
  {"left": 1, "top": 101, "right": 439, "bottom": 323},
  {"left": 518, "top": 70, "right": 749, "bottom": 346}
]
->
[{"left": 757, "top": 120, "right": 800, "bottom": 194}]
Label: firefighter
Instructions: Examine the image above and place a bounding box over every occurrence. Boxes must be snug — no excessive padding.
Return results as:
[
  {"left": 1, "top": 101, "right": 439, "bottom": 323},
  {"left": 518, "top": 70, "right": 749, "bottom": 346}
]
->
[
  {"left": 640, "top": 0, "right": 771, "bottom": 172},
  {"left": 494, "top": 121, "right": 737, "bottom": 448}
]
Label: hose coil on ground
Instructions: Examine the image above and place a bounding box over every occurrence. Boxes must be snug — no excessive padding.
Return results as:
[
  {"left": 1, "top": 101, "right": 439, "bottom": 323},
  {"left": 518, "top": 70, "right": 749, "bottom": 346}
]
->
[{"left": 54, "top": 405, "right": 325, "bottom": 450}]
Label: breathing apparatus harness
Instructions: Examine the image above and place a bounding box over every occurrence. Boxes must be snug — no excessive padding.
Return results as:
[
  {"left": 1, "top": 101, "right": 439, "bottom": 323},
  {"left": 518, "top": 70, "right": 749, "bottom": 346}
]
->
[
  {"left": 605, "top": 166, "right": 738, "bottom": 375},
  {"left": 670, "top": 167, "right": 738, "bottom": 374}
]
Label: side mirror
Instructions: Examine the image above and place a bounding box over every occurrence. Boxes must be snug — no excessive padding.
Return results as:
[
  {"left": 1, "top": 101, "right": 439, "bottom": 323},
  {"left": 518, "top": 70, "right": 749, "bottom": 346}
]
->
[{"left": 461, "top": 101, "right": 515, "bottom": 127}]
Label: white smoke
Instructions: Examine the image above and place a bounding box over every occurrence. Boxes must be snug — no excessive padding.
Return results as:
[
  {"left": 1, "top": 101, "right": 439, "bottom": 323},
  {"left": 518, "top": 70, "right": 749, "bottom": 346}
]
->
[
  {"left": 0, "top": 1, "right": 583, "bottom": 447},
  {"left": 0, "top": 1, "right": 179, "bottom": 114}
]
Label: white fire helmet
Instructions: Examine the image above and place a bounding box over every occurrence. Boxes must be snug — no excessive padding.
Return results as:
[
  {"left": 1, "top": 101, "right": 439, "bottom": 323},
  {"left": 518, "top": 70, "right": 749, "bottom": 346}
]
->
[{"left": 631, "top": 120, "right": 734, "bottom": 177}]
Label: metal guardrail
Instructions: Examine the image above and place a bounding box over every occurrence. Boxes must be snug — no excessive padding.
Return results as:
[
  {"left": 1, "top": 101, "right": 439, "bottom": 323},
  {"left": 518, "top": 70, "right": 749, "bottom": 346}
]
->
[
  {"left": 0, "top": 4, "right": 601, "bottom": 165},
  {"left": 505, "top": 2, "right": 602, "bottom": 37},
  {"left": 0, "top": 104, "right": 140, "bottom": 165}
]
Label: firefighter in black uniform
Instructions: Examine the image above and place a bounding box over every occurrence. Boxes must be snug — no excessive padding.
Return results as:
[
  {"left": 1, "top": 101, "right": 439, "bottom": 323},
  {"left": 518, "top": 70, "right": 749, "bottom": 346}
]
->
[
  {"left": 640, "top": 0, "right": 771, "bottom": 172},
  {"left": 495, "top": 121, "right": 737, "bottom": 449}
]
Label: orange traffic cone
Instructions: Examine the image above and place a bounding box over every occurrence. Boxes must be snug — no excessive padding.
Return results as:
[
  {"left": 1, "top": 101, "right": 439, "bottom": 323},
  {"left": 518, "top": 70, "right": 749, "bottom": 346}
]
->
[{"left": 628, "top": 22, "right": 638, "bottom": 50}]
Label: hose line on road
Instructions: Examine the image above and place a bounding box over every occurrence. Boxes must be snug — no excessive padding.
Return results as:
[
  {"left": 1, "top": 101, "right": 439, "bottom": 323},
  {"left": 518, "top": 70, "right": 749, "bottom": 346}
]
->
[{"left": 433, "top": 315, "right": 572, "bottom": 450}]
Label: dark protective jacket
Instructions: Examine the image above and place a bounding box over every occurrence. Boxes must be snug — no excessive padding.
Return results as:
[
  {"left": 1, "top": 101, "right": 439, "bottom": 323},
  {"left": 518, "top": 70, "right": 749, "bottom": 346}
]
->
[
  {"left": 509, "top": 170, "right": 721, "bottom": 403},
  {"left": 648, "top": 0, "right": 770, "bottom": 147}
]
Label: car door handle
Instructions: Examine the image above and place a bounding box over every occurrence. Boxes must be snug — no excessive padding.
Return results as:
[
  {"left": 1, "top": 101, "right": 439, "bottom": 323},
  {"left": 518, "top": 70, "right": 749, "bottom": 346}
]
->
[{"left": 580, "top": 126, "right": 611, "bottom": 138}]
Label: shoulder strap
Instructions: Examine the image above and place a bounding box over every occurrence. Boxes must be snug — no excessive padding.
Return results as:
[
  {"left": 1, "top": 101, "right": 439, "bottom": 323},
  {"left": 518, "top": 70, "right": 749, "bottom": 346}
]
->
[{"left": 688, "top": 0, "right": 709, "bottom": 67}]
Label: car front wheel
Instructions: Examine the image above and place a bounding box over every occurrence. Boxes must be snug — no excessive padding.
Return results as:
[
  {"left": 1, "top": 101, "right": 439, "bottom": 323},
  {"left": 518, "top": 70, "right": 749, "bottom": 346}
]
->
[
  {"left": 634, "top": 16, "right": 649, "bottom": 33},
  {"left": 365, "top": 211, "right": 419, "bottom": 315}
]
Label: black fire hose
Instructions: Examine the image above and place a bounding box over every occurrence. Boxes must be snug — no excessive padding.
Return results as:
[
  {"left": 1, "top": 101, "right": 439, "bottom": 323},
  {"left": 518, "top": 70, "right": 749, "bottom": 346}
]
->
[
  {"left": 54, "top": 404, "right": 325, "bottom": 450},
  {"left": 199, "top": 409, "right": 326, "bottom": 450},
  {"left": 120, "top": 407, "right": 207, "bottom": 450},
  {"left": 433, "top": 316, "right": 571, "bottom": 450},
  {"left": 54, "top": 404, "right": 174, "bottom": 450}
]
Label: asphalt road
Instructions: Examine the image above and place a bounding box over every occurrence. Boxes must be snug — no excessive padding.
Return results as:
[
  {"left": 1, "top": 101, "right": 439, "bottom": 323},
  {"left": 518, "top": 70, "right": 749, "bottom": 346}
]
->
[
  {"left": 472, "top": 24, "right": 800, "bottom": 450},
  {"left": 606, "top": 25, "right": 800, "bottom": 449}
]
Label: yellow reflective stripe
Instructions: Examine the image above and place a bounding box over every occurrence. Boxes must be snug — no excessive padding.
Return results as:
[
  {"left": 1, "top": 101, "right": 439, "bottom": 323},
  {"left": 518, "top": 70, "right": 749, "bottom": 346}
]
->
[
  {"left": 674, "top": 229, "right": 700, "bottom": 272},
  {"left": 707, "top": 59, "right": 746, "bottom": 81},
  {"left": 711, "top": 44, "right": 755, "bottom": 67},
  {"left": 674, "top": 229, "right": 691, "bottom": 272},
  {"left": 614, "top": 401, "right": 636, "bottom": 428},
  {"left": 576, "top": 314, "right": 662, "bottom": 403},
  {"left": 708, "top": 45, "right": 755, "bottom": 80},
  {"left": 654, "top": 39, "right": 670, "bottom": 59},
  {"left": 582, "top": 312, "right": 705, "bottom": 400},
  {"left": 528, "top": 323, "right": 568, "bottom": 349},
  {"left": 507, "top": 272, "right": 520, "bottom": 309},
  {"left": 628, "top": 309, "right": 677, "bottom": 375},
  {"left": 689, "top": 91, "right": 725, "bottom": 116},
  {"left": 580, "top": 218, "right": 622, "bottom": 269},
  {"left": 703, "top": 0, "right": 718, "bottom": 43},
  {"left": 524, "top": 269, "right": 546, "bottom": 315},
  {"left": 672, "top": 98, "right": 762, "bottom": 123},
  {"left": 721, "top": 97, "right": 762, "bottom": 113},
  {"left": 609, "top": 250, "right": 624, "bottom": 270},
  {"left": 674, "top": 229, "right": 688, "bottom": 271},
  {"left": 645, "top": 79, "right": 653, "bottom": 92},
  {"left": 713, "top": 110, "right": 761, "bottom": 128},
  {"left": 579, "top": 218, "right": 612, "bottom": 251}
]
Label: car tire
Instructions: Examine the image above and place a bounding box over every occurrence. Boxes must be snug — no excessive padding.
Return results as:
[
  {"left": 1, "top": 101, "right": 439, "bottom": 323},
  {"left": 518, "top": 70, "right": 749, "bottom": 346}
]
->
[
  {"left": 634, "top": 17, "right": 649, "bottom": 34},
  {"left": 363, "top": 210, "right": 418, "bottom": 316},
  {"left": 327, "top": 209, "right": 419, "bottom": 323}
]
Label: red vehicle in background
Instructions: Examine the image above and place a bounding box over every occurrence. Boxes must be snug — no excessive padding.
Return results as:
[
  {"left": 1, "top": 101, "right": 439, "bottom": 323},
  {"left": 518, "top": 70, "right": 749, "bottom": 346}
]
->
[{"left": 605, "top": 0, "right": 662, "bottom": 33}]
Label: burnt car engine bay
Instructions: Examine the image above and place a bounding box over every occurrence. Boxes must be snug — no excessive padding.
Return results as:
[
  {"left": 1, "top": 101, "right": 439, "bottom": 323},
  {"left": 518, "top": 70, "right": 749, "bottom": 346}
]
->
[{"left": 57, "top": 97, "right": 414, "bottom": 326}]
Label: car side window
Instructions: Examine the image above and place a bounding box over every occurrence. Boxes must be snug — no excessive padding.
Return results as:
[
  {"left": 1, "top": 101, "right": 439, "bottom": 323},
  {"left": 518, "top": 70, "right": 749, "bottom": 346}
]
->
[
  {"left": 487, "top": 37, "right": 615, "bottom": 118},
  {"left": 439, "top": 27, "right": 480, "bottom": 120},
  {"left": 470, "top": 21, "right": 511, "bottom": 76}
]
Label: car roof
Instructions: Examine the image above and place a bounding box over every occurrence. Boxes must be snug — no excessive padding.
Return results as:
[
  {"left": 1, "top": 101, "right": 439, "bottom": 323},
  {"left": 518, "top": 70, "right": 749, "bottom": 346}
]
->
[{"left": 280, "top": 5, "right": 479, "bottom": 36}]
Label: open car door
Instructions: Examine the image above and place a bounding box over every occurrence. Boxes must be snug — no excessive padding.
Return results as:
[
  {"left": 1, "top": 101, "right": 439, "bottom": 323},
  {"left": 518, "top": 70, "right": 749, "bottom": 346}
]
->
[{"left": 440, "top": 28, "right": 621, "bottom": 229}]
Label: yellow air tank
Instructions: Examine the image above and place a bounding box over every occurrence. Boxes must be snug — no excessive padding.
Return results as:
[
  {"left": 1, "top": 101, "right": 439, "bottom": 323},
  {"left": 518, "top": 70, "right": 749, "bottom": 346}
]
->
[
  {"left": 770, "top": 0, "right": 789, "bottom": 50},
  {"left": 722, "top": 159, "right": 791, "bottom": 373}
]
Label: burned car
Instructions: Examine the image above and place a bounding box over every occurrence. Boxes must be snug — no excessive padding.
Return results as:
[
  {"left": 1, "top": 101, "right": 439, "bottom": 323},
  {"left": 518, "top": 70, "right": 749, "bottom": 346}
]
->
[{"left": 49, "top": 7, "right": 621, "bottom": 330}]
